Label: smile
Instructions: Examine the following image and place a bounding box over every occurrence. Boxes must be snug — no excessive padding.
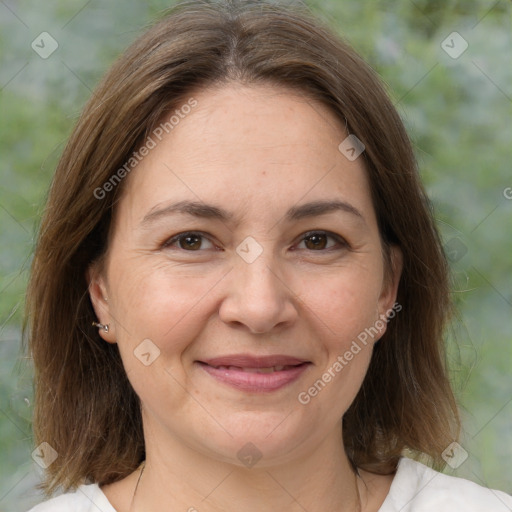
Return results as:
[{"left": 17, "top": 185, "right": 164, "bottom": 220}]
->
[
  {"left": 198, "top": 362, "right": 310, "bottom": 392},
  {"left": 209, "top": 364, "right": 298, "bottom": 373}
]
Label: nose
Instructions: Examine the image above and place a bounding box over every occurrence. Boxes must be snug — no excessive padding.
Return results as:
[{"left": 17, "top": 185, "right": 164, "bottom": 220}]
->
[{"left": 218, "top": 251, "right": 298, "bottom": 334}]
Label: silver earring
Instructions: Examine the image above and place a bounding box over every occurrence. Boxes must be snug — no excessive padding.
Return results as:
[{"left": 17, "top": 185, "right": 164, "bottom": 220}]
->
[{"left": 92, "top": 321, "right": 109, "bottom": 333}]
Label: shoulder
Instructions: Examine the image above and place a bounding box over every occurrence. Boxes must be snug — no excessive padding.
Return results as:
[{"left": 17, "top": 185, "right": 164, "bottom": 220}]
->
[
  {"left": 380, "top": 457, "right": 512, "bottom": 512},
  {"left": 26, "top": 483, "right": 116, "bottom": 512}
]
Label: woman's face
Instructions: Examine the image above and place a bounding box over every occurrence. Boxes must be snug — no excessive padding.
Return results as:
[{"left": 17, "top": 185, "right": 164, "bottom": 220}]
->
[{"left": 89, "top": 83, "right": 401, "bottom": 467}]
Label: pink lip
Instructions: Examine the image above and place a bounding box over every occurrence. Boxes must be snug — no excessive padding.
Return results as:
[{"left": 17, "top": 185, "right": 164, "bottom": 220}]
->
[{"left": 197, "top": 354, "right": 311, "bottom": 393}]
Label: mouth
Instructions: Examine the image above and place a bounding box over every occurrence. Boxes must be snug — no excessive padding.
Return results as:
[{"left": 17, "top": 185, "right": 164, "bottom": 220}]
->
[
  {"left": 196, "top": 354, "right": 311, "bottom": 392},
  {"left": 204, "top": 364, "right": 302, "bottom": 373}
]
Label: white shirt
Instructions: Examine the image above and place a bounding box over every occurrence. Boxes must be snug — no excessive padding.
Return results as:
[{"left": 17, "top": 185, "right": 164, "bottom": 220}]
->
[{"left": 28, "top": 457, "right": 512, "bottom": 511}]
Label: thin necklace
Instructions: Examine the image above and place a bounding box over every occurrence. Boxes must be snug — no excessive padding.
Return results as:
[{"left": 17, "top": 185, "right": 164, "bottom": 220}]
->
[
  {"left": 129, "top": 461, "right": 145, "bottom": 511},
  {"left": 355, "top": 470, "right": 363, "bottom": 512},
  {"left": 129, "top": 461, "right": 363, "bottom": 511}
]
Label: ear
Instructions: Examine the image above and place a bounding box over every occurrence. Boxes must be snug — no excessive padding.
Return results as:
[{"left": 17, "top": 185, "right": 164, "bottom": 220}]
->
[
  {"left": 376, "top": 245, "right": 403, "bottom": 335},
  {"left": 86, "top": 263, "right": 116, "bottom": 343}
]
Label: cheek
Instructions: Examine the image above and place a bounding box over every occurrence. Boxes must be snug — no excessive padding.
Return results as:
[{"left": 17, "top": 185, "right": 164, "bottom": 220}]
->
[
  {"left": 301, "top": 262, "right": 383, "bottom": 343},
  {"left": 108, "top": 258, "right": 223, "bottom": 361},
  {"left": 294, "top": 267, "right": 382, "bottom": 413},
  {"left": 106, "top": 261, "right": 222, "bottom": 420}
]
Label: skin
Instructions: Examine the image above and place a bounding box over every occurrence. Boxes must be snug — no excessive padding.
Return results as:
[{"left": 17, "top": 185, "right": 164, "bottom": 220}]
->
[{"left": 88, "top": 82, "right": 402, "bottom": 512}]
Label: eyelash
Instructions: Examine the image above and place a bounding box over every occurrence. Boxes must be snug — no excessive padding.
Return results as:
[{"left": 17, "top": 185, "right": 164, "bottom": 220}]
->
[{"left": 161, "top": 230, "right": 350, "bottom": 253}]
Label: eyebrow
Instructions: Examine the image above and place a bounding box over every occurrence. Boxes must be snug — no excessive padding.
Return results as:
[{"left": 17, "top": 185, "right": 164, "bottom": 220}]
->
[{"left": 140, "top": 199, "right": 365, "bottom": 227}]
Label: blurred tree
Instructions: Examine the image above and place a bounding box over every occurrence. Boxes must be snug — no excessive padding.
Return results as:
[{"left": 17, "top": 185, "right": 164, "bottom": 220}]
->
[{"left": 0, "top": 1, "right": 510, "bottom": 509}]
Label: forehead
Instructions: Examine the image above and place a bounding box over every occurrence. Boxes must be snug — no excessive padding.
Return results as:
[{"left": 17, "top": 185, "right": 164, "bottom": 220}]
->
[{"left": 115, "top": 82, "right": 377, "bottom": 230}]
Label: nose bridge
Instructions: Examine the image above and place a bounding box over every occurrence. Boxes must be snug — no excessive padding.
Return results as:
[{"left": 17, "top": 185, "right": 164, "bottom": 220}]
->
[
  {"left": 234, "top": 233, "right": 276, "bottom": 277},
  {"left": 235, "top": 239, "right": 283, "bottom": 303},
  {"left": 239, "top": 252, "right": 277, "bottom": 293},
  {"left": 219, "top": 237, "right": 296, "bottom": 333}
]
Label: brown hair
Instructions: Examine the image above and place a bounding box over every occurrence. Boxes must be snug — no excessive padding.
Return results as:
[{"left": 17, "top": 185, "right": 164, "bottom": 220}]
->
[{"left": 25, "top": 0, "right": 460, "bottom": 494}]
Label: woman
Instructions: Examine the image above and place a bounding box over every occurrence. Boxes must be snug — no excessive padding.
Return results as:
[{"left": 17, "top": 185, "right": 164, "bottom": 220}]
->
[{"left": 26, "top": 1, "right": 512, "bottom": 510}]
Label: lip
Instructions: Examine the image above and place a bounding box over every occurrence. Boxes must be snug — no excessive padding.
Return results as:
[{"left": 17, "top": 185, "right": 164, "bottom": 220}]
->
[{"left": 197, "top": 354, "right": 311, "bottom": 393}]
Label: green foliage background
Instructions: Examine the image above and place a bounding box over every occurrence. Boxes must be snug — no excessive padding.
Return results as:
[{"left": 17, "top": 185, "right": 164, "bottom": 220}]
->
[{"left": 0, "top": 0, "right": 510, "bottom": 509}]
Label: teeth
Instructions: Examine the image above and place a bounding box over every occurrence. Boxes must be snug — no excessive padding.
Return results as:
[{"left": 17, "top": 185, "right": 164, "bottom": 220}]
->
[
  {"left": 256, "top": 367, "right": 275, "bottom": 374},
  {"left": 213, "top": 365, "right": 290, "bottom": 373}
]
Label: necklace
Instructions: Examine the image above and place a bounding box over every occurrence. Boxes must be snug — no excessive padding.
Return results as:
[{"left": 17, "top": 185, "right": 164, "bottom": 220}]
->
[
  {"left": 355, "top": 470, "right": 363, "bottom": 512},
  {"left": 129, "top": 461, "right": 362, "bottom": 511},
  {"left": 129, "top": 460, "right": 146, "bottom": 511}
]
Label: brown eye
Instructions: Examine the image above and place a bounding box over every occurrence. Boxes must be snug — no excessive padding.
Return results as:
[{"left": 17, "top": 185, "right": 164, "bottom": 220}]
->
[
  {"left": 179, "top": 234, "right": 202, "bottom": 250},
  {"left": 296, "top": 231, "right": 348, "bottom": 251},
  {"left": 304, "top": 233, "right": 328, "bottom": 250},
  {"left": 163, "top": 232, "right": 215, "bottom": 251}
]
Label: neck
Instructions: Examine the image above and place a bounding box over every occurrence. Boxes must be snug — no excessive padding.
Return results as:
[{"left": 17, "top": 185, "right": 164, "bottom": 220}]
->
[{"left": 130, "top": 426, "right": 364, "bottom": 512}]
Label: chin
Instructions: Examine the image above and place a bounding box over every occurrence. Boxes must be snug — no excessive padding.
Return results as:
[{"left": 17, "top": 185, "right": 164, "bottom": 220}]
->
[{"left": 191, "top": 409, "right": 320, "bottom": 468}]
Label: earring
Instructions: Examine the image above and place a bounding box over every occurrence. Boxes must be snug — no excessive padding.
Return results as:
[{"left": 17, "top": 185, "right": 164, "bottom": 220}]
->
[{"left": 92, "top": 321, "right": 109, "bottom": 333}]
